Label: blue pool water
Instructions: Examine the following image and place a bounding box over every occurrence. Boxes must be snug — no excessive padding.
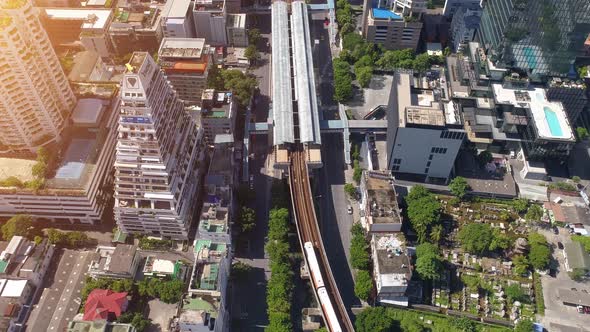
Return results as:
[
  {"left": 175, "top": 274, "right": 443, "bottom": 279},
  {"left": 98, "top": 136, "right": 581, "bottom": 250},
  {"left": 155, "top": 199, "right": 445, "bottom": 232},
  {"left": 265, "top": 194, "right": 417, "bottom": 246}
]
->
[
  {"left": 372, "top": 8, "right": 402, "bottom": 20},
  {"left": 544, "top": 107, "right": 563, "bottom": 137},
  {"left": 523, "top": 47, "right": 537, "bottom": 69}
]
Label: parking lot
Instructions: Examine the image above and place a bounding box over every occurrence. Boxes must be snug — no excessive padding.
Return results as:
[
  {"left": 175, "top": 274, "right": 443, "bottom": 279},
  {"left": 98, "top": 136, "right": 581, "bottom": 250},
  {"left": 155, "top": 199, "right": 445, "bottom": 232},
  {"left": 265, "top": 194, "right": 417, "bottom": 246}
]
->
[{"left": 539, "top": 227, "right": 590, "bottom": 330}]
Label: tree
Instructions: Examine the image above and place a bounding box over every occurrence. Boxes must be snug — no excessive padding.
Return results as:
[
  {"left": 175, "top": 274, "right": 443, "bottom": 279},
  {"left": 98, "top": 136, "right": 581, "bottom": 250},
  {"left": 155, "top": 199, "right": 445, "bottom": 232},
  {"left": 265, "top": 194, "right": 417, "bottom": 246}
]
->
[
  {"left": 577, "top": 127, "right": 589, "bottom": 141},
  {"left": 452, "top": 317, "right": 476, "bottom": 332},
  {"left": 407, "top": 195, "right": 441, "bottom": 243},
  {"left": 66, "top": 231, "right": 89, "bottom": 247},
  {"left": 130, "top": 313, "right": 151, "bottom": 332},
  {"left": 350, "top": 232, "right": 370, "bottom": 270},
  {"left": 505, "top": 283, "right": 526, "bottom": 302},
  {"left": 156, "top": 280, "right": 184, "bottom": 303},
  {"left": 47, "top": 228, "right": 65, "bottom": 245},
  {"left": 355, "top": 307, "right": 395, "bottom": 332},
  {"left": 512, "top": 198, "right": 529, "bottom": 213},
  {"left": 525, "top": 204, "right": 543, "bottom": 222},
  {"left": 449, "top": 176, "right": 470, "bottom": 200},
  {"left": 354, "top": 270, "right": 373, "bottom": 301},
  {"left": 528, "top": 240, "right": 551, "bottom": 270},
  {"left": 221, "top": 70, "right": 258, "bottom": 107},
  {"left": 443, "top": 47, "right": 452, "bottom": 57},
  {"left": 342, "top": 33, "right": 364, "bottom": 52},
  {"left": 406, "top": 185, "right": 430, "bottom": 202},
  {"left": 572, "top": 176, "right": 582, "bottom": 183},
  {"left": 34, "top": 235, "right": 43, "bottom": 245},
  {"left": 412, "top": 53, "right": 432, "bottom": 72},
  {"left": 1, "top": 215, "right": 32, "bottom": 240},
  {"left": 415, "top": 243, "right": 442, "bottom": 280},
  {"left": 244, "top": 45, "right": 260, "bottom": 62},
  {"left": 376, "top": 49, "right": 414, "bottom": 70},
  {"left": 315, "top": 328, "right": 328, "bottom": 332},
  {"left": 239, "top": 207, "right": 256, "bottom": 232},
  {"left": 430, "top": 224, "right": 443, "bottom": 244},
  {"left": 353, "top": 160, "right": 363, "bottom": 184},
  {"left": 268, "top": 208, "right": 289, "bottom": 242},
  {"left": 344, "top": 183, "right": 356, "bottom": 198},
  {"left": 267, "top": 312, "right": 292, "bottom": 332},
  {"left": 476, "top": 150, "right": 493, "bottom": 166},
  {"left": 248, "top": 28, "right": 261, "bottom": 45},
  {"left": 513, "top": 255, "right": 530, "bottom": 275},
  {"left": 31, "top": 162, "right": 47, "bottom": 178},
  {"left": 458, "top": 223, "right": 494, "bottom": 255},
  {"left": 355, "top": 66, "right": 373, "bottom": 88},
  {"left": 334, "top": 69, "right": 353, "bottom": 102},
  {"left": 231, "top": 261, "right": 252, "bottom": 280},
  {"left": 490, "top": 229, "right": 512, "bottom": 251},
  {"left": 207, "top": 64, "right": 225, "bottom": 90},
  {"left": 401, "top": 317, "right": 425, "bottom": 332},
  {"left": 569, "top": 267, "right": 587, "bottom": 281},
  {"left": 515, "top": 320, "right": 534, "bottom": 332}
]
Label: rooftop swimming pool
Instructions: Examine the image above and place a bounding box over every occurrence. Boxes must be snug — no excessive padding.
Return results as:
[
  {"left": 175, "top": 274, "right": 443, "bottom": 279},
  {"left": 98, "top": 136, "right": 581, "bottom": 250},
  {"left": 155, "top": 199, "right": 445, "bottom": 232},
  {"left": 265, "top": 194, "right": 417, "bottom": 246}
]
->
[
  {"left": 372, "top": 8, "right": 402, "bottom": 20},
  {"left": 543, "top": 106, "right": 563, "bottom": 137}
]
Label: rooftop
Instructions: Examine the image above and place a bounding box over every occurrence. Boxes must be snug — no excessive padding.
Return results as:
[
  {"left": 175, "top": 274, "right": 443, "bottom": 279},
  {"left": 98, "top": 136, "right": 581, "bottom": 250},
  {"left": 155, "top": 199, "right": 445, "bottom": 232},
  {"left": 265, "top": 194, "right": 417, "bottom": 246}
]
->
[
  {"left": 364, "top": 171, "right": 402, "bottom": 225},
  {"left": 373, "top": 234, "right": 411, "bottom": 284},
  {"left": 395, "top": 73, "right": 446, "bottom": 128},
  {"left": 161, "top": 0, "right": 191, "bottom": 19},
  {"left": 0, "top": 279, "right": 27, "bottom": 297},
  {"left": 159, "top": 38, "right": 207, "bottom": 59},
  {"left": 201, "top": 90, "right": 233, "bottom": 118},
  {"left": 199, "top": 209, "right": 228, "bottom": 234},
  {"left": 109, "top": 245, "right": 137, "bottom": 273},
  {"left": 112, "top": 6, "right": 159, "bottom": 30},
  {"left": 67, "top": 320, "right": 135, "bottom": 332},
  {"left": 491, "top": 84, "right": 575, "bottom": 141},
  {"left": 180, "top": 297, "right": 218, "bottom": 326},
  {"left": 43, "top": 8, "right": 112, "bottom": 30},
  {"left": 143, "top": 256, "right": 176, "bottom": 274},
  {"left": 72, "top": 98, "right": 105, "bottom": 126},
  {"left": 565, "top": 242, "right": 590, "bottom": 270},
  {"left": 194, "top": 239, "right": 227, "bottom": 260},
  {"left": 227, "top": 13, "right": 246, "bottom": 28},
  {"left": 372, "top": 7, "right": 402, "bottom": 20},
  {"left": 207, "top": 146, "right": 232, "bottom": 176},
  {"left": 193, "top": 0, "right": 224, "bottom": 12},
  {"left": 192, "top": 262, "right": 219, "bottom": 290}
]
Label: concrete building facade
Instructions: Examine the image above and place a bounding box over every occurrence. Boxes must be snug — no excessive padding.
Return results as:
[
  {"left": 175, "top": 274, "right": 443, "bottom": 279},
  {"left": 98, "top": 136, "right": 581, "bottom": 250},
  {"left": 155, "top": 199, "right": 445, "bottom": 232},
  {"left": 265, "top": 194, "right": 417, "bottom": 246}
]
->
[
  {"left": 361, "top": 0, "right": 423, "bottom": 50},
  {"left": 161, "top": 0, "right": 196, "bottom": 38},
  {"left": 0, "top": 0, "right": 76, "bottom": 152},
  {"left": 158, "top": 38, "right": 210, "bottom": 105},
  {"left": 226, "top": 13, "right": 247, "bottom": 47},
  {"left": 199, "top": 89, "right": 237, "bottom": 145},
  {"left": 114, "top": 53, "right": 206, "bottom": 240},
  {"left": 449, "top": 6, "right": 481, "bottom": 52},
  {"left": 193, "top": 0, "right": 227, "bottom": 46},
  {"left": 442, "top": 0, "right": 481, "bottom": 17}
]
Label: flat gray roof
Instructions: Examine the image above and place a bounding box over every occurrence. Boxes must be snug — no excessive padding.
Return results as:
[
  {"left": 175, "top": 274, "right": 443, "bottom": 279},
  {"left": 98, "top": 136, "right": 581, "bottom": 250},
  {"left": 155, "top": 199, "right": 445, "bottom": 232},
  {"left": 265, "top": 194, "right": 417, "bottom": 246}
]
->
[
  {"left": 161, "top": 0, "right": 191, "bottom": 19},
  {"left": 291, "top": 1, "right": 321, "bottom": 145},
  {"left": 271, "top": 1, "right": 294, "bottom": 145},
  {"left": 558, "top": 288, "right": 590, "bottom": 306}
]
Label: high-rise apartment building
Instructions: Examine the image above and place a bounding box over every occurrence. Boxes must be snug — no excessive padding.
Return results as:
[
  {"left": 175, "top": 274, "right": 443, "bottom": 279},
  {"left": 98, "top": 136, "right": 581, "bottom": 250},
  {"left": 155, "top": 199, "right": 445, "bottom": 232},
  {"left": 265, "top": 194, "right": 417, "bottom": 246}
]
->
[
  {"left": 0, "top": 0, "right": 76, "bottom": 151},
  {"left": 114, "top": 52, "right": 206, "bottom": 240},
  {"left": 477, "top": 0, "right": 590, "bottom": 77},
  {"left": 158, "top": 38, "right": 210, "bottom": 105},
  {"left": 193, "top": 0, "right": 227, "bottom": 45}
]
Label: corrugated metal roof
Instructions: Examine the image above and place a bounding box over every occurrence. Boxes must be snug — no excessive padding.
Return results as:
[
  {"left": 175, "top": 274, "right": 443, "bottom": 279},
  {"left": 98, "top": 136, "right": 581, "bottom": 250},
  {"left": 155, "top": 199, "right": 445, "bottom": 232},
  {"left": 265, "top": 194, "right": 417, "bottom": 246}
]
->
[
  {"left": 291, "top": 1, "right": 321, "bottom": 145},
  {"left": 271, "top": 1, "right": 294, "bottom": 145}
]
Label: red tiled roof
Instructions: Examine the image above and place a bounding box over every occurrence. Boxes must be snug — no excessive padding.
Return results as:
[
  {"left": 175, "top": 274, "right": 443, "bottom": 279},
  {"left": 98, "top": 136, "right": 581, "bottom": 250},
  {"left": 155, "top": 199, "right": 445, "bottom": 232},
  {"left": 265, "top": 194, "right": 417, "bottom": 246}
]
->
[{"left": 83, "top": 289, "right": 128, "bottom": 321}]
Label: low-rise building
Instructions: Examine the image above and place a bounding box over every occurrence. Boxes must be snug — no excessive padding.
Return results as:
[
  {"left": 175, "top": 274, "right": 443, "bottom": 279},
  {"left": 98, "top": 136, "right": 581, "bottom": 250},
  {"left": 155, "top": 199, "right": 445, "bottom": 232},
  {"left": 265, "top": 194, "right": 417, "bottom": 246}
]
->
[
  {"left": 67, "top": 319, "right": 136, "bottom": 332},
  {"left": 158, "top": 38, "right": 210, "bottom": 105},
  {"left": 41, "top": 8, "right": 114, "bottom": 58},
  {"left": 88, "top": 245, "right": 140, "bottom": 279},
  {"left": 386, "top": 72, "right": 466, "bottom": 183},
  {"left": 108, "top": 5, "right": 163, "bottom": 56},
  {"left": 359, "top": 171, "right": 403, "bottom": 233},
  {"left": 143, "top": 256, "right": 187, "bottom": 279},
  {"left": 199, "top": 89, "right": 237, "bottom": 145},
  {"left": 0, "top": 279, "right": 34, "bottom": 332},
  {"left": 371, "top": 233, "right": 412, "bottom": 306},
  {"left": 226, "top": 14, "right": 247, "bottom": 47},
  {"left": 0, "top": 98, "right": 118, "bottom": 224},
  {"left": 83, "top": 289, "right": 128, "bottom": 321},
  {"left": 175, "top": 297, "right": 225, "bottom": 332},
  {"left": 0, "top": 236, "right": 54, "bottom": 289},
  {"left": 564, "top": 242, "right": 590, "bottom": 274},
  {"left": 223, "top": 47, "right": 249, "bottom": 68},
  {"left": 361, "top": 0, "right": 423, "bottom": 51}
]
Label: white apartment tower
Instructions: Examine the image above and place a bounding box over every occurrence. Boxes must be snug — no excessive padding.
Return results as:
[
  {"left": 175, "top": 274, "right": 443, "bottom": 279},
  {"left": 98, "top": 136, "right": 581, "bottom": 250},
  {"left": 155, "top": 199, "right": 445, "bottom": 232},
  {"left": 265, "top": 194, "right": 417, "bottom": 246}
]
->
[
  {"left": 0, "top": 0, "right": 76, "bottom": 151},
  {"left": 114, "top": 52, "right": 205, "bottom": 240}
]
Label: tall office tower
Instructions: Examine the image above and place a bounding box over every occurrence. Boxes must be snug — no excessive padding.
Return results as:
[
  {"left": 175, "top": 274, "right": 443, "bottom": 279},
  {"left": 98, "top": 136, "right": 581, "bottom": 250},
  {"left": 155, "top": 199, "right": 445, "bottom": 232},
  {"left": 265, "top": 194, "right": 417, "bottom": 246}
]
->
[
  {"left": 477, "top": 0, "right": 590, "bottom": 78},
  {"left": 0, "top": 0, "right": 76, "bottom": 151},
  {"left": 114, "top": 53, "right": 206, "bottom": 240}
]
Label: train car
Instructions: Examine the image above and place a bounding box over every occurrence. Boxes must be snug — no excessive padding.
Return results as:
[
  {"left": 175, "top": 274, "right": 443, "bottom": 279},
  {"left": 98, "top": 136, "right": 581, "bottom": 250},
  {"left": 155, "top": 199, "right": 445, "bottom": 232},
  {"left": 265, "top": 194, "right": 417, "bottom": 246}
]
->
[
  {"left": 318, "top": 287, "right": 343, "bottom": 332},
  {"left": 304, "top": 242, "right": 324, "bottom": 289}
]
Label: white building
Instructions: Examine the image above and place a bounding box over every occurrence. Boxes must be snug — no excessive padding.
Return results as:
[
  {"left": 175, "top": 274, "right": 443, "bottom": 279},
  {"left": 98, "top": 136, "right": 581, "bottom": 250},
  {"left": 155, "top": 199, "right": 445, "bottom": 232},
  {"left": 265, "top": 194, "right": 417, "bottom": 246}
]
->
[
  {"left": 442, "top": 0, "right": 482, "bottom": 17},
  {"left": 0, "top": 0, "right": 77, "bottom": 152},
  {"left": 450, "top": 7, "right": 482, "bottom": 52},
  {"left": 386, "top": 72, "right": 466, "bottom": 183},
  {"left": 193, "top": 0, "right": 227, "bottom": 45},
  {"left": 226, "top": 13, "right": 247, "bottom": 47},
  {"left": 199, "top": 89, "right": 237, "bottom": 145},
  {"left": 371, "top": 234, "right": 411, "bottom": 306},
  {"left": 0, "top": 98, "right": 118, "bottom": 224},
  {"left": 161, "top": 0, "right": 196, "bottom": 38},
  {"left": 0, "top": 236, "right": 54, "bottom": 289},
  {"left": 359, "top": 171, "right": 403, "bottom": 233},
  {"left": 114, "top": 53, "right": 207, "bottom": 240},
  {"left": 392, "top": 0, "right": 427, "bottom": 16}
]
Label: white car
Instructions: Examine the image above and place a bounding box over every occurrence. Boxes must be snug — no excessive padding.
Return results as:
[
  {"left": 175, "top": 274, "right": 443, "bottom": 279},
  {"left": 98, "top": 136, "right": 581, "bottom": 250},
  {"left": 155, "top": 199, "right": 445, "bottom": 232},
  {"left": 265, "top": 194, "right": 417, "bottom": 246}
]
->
[{"left": 347, "top": 205, "right": 353, "bottom": 214}]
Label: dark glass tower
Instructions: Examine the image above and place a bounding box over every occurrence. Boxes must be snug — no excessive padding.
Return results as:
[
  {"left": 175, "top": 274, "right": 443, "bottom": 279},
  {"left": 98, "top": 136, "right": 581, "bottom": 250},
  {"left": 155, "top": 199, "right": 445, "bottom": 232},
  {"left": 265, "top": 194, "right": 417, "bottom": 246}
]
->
[{"left": 477, "top": 0, "right": 590, "bottom": 78}]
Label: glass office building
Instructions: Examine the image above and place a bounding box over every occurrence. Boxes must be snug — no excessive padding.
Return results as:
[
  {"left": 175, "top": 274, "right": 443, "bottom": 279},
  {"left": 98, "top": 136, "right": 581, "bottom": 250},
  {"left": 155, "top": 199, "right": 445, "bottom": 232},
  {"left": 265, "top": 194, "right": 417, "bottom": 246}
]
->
[{"left": 477, "top": 0, "right": 590, "bottom": 78}]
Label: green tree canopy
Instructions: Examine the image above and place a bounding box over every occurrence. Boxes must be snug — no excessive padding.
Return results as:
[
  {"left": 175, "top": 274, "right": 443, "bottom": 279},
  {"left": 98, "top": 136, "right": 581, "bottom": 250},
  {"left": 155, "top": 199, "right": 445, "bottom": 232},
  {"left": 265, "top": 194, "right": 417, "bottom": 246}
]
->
[
  {"left": 458, "top": 223, "right": 494, "bottom": 255},
  {"left": 344, "top": 183, "right": 356, "bottom": 197},
  {"left": 355, "top": 66, "right": 373, "bottom": 88},
  {"left": 1, "top": 215, "right": 32, "bottom": 240},
  {"left": 412, "top": 53, "right": 433, "bottom": 72},
  {"left": 354, "top": 269, "right": 373, "bottom": 301},
  {"left": 512, "top": 198, "right": 529, "bottom": 213},
  {"left": 248, "top": 28, "right": 261, "bottom": 44},
  {"left": 239, "top": 207, "right": 256, "bottom": 232},
  {"left": 490, "top": 229, "right": 512, "bottom": 251},
  {"left": 525, "top": 204, "right": 544, "bottom": 222},
  {"left": 514, "top": 320, "right": 534, "bottom": 332},
  {"left": 577, "top": 127, "right": 589, "bottom": 141},
  {"left": 477, "top": 150, "right": 493, "bottom": 166},
  {"left": 505, "top": 284, "right": 527, "bottom": 302},
  {"left": 513, "top": 255, "right": 530, "bottom": 275},
  {"left": 415, "top": 243, "right": 442, "bottom": 280},
  {"left": 449, "top": 176, "right": 470, "bottom": 199},
  {"left": 407, "top": 195, "right": 441, "bottom": 243},
  {"left": 355, "top": 307, "right": 395, "bottom": 332},
  {"left": 376, "top": 49, "right": 414, "bottom": 70},
  {"left": 221, "top": 70, "right": 257, "bottom": 107},
  {"left": 528, "top": 233, "right": 550, "bottom": 270},
  {"left": 342, "top": 33, "right": 364, "bottom": 51},
  {"left": 244, "top": 45, "right": 260, "bottom": 62}
]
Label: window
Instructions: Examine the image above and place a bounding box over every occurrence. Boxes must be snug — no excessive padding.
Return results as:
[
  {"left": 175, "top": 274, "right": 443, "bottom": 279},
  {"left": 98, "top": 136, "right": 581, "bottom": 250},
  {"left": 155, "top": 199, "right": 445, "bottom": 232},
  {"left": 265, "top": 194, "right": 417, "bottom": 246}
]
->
[
  {"left": 426, "top": 161, "right": 431, "bottom": 167},
  {"left": 392, "top": 165, "right": 400, "bottom": 171},
  {"left": 424, "top": 168, "right": 429, "bottom": 173},
  {"left": 428, "top": 154, "right": 433, "bottom": 160},
  {"left": 393, "top": 158, "right": 402, "bottom": 165}
]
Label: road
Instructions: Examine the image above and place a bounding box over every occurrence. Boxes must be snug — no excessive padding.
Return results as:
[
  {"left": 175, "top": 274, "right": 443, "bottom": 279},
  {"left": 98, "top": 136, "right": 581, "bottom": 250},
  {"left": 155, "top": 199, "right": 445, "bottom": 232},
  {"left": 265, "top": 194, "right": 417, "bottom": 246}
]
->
[
  {"left": 316, "top": 133, "right": 360, "bottom": 312},
  {"left": 230, "top": 134, "right": 272, "bottom": 331},
  {"left": 311, "top": 16, "right": 339, "bottom": 120},
  {"left": 248, "top": 13, "right": 272, "bottom": 123}
]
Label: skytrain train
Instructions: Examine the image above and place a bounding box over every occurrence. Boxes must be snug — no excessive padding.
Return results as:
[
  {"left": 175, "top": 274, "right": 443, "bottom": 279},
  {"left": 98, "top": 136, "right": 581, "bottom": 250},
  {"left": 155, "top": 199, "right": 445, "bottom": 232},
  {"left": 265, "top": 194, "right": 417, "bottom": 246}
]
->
[{"left": 304, "top": 242, "right": 343, "bottom": 332}]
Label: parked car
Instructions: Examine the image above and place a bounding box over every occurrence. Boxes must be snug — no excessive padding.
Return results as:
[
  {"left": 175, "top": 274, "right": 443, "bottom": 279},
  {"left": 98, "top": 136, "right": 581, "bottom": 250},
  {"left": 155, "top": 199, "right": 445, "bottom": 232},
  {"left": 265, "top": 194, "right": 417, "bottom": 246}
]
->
[
  {"left": 347, "top": 205, "right": 353, "bottom": 214},
  {"left": 557, "top": 242, "right": 564, "bottom": 249},
  {"left": 553, "top": 227, "right": 559, "bottom": 234}
]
